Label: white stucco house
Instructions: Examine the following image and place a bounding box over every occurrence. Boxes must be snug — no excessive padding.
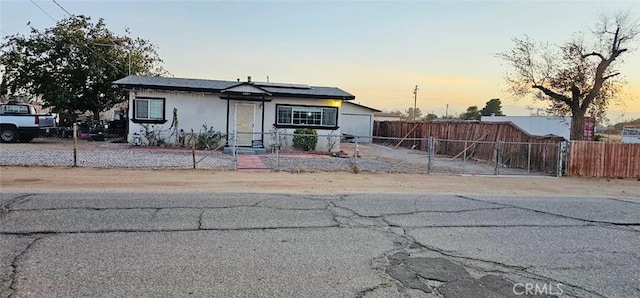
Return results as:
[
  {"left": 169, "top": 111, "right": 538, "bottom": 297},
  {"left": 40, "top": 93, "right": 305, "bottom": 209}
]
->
[
  {"left": 113, "top": 75, "right": 355, "bottom": 151},
  {"left": 373, "top": 112, "right": 402, "bottom": 122},
  {"left": 340, "top": 102, "right": 381, "bottom": 143}
]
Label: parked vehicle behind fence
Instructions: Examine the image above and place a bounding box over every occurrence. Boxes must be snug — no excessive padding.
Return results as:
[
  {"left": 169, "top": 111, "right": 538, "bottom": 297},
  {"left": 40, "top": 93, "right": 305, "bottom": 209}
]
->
[
  {"left": 0, "top": 102, "right": 56, "bottom": 142},
  {"left": 621, "top": 126, "right": 640, "bottom": 144}
]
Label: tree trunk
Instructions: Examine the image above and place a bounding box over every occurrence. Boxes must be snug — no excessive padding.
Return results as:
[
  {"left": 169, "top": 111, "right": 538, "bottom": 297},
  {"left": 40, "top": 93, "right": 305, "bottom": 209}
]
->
[
  {"left": 92, "top": 108, "right": 101, "bottom": 124},
  {"left": 570, "top": 109, "right": 586, "bottom": 140}
]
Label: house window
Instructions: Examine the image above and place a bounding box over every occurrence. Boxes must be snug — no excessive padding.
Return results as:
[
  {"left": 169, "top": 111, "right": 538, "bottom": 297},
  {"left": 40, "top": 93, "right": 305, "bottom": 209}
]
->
[
  {"left": 133, "top": 97, "right": 166, "bottom": 124},
  {"left": 276, "top": 105, "right": 338, "bottom": 128}
]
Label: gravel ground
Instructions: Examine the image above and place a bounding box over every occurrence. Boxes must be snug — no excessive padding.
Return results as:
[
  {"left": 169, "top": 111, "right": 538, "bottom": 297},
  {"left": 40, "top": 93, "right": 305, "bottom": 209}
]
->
[
  {"left": 0, "top": 138, "right": 552, "bottom": 175},
  {"left": 261, "top": 155, "right": 421, "bottom": 173},
  {"left": 0, "top": 139, "right": 235, "bottom": 170},
  {"left": 355, "top": 143, "right": 547, "bottom": 176}
]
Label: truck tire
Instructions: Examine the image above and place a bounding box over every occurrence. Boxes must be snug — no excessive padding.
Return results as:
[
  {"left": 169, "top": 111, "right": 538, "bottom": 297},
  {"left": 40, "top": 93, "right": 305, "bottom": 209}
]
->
[{"left": 1, "top": 126, "right": 18, "bottom": 143}]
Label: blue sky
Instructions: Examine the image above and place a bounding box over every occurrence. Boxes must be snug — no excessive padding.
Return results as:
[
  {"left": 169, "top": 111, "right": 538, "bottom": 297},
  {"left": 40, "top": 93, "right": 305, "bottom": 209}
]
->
[{"left": 1, "top": 0, "right": 639, "bottom": 122}]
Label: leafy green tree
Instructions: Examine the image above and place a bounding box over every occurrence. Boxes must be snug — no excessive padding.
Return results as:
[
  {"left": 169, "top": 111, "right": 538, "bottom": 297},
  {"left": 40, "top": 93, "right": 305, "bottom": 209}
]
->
[
  {"left": 498, "top": 12, "right": 638, "bottom": 140},
  {"left": 1, "top": 15, "right": 168, "bottom": 121},
  {"left": 403, "top": 107, "right": 423, "bottom": 121},
  {"left": 480, "top": 98, "right": 504, "bottom": 116},
  {"left": 423, "top": 113, "right": 438, "bottom": 121},
  {"left": 459, "top": 106, "right": 481, "bottom": 120}
]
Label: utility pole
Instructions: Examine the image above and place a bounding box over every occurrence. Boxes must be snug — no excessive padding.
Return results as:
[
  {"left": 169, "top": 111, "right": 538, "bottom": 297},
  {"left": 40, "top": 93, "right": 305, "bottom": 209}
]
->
[
  {"left": 445, "top": 104, "right": 449, "bottom": 118},
  {"left": 413, "top": 85, "right": 419, "bottom": 121},
  {"left": 126, "top": 27, "right": 131, "bottom": 76}
]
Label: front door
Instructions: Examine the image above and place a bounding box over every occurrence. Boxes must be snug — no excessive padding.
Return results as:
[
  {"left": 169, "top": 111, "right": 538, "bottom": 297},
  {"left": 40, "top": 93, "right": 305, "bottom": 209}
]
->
[{"left": 235, "top": 103, "right": 255, "bottom": 146}]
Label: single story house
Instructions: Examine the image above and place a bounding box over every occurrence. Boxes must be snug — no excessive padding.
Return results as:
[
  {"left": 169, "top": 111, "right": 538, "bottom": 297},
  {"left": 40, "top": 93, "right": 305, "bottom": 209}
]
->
[
  {"left": 373, "top": 112, "right": 401, "bottom": 122},
  {"left": 340, "top": 102, "right": 381, "bottom": 143},
  {"left": 113, "top": 75, "right": 355, "bottom": 151}
]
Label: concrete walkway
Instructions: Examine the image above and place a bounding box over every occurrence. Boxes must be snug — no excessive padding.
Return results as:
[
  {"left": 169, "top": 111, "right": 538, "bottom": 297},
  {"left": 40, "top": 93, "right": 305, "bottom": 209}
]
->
[{"left": 236, "top": 155, "right": 268, "bottom": 169}]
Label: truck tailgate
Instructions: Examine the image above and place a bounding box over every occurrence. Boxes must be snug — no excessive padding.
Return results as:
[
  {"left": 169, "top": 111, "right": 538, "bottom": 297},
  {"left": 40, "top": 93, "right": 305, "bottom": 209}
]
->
[{"left": 38, "top": 116, "right": 56, "bottom": 128}]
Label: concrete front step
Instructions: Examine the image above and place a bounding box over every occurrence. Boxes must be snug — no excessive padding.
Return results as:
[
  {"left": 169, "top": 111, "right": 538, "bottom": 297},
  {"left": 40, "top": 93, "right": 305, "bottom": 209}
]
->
[{"left": 223, "top": 147, "right": 267, "bottom": 155}]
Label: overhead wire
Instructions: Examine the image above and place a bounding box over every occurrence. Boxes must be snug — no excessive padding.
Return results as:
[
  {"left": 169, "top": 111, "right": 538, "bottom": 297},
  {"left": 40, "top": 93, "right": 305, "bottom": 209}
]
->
[
  {"left": 51, "top": 0, "right": 72, "bottom": 16},
  {"left": 51, "top": 0, "right": 126, "bottom": 74},
  {"left": 52, "top": 0, "right": 124, "bottom": 50},
  {"left": 29, "top": 0, "right": 57, "bottom": 22},
  {"left": 26, "top": 0, "right": 126, "bottom": 75}
]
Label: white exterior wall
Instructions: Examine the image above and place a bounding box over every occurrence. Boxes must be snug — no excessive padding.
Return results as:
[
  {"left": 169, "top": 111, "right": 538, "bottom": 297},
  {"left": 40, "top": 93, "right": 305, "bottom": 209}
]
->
[
  {"left": 128, "top": 90, "right": 343, "bottom": 151},
  {"left": 481, "top": 116, "right": 571, "bottom": 140},
  {"left": 128, "top": 90, "right": 227, "bottom": 145}
]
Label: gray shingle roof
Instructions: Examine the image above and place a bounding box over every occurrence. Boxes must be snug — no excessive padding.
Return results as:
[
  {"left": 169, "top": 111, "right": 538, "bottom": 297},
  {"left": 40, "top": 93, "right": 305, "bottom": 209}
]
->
[{"left": 113, "top": 75, "right": 355, "bottom": 100}]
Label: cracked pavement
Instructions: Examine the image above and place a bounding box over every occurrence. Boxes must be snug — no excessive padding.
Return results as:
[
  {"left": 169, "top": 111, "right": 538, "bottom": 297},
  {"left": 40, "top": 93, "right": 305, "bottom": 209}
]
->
[{"left": 0, "top": 193, "right": 638, "bottom": 297}]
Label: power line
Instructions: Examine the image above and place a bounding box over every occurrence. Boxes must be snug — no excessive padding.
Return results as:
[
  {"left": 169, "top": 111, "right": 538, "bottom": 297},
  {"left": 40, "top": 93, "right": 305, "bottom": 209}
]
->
[
  {"left": 25, "top": 0, "right": 127, "bottom": 76},
  {"left": 51, "top": 0, "right": 130, "bottom": 75},
  {"left": 29, "top": 0, "right": 57, "bottom": 22},
  {"left": 51, "top": 0, "right": 72, "bottom": 16}
]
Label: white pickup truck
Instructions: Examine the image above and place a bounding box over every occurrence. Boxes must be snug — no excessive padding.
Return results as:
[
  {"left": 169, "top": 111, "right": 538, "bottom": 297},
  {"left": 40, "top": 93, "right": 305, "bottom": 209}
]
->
[{"left": 0, "top": 102, "right": 56, "bottom": 142}]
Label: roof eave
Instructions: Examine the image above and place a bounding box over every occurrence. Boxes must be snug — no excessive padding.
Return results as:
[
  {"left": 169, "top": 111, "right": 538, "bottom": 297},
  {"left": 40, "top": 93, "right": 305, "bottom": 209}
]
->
[
  {"left": 114, "top": 83, "right": 222, "bottom": 94},
  {"left": 115, "top": 83, "right": 355, "bottom": 100}
]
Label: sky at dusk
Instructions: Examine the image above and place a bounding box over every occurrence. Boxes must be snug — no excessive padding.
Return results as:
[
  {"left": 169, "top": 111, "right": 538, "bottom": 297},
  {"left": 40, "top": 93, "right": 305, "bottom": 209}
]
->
[{"left": 1, "top": 0, "right": 639, "bottom": 123}]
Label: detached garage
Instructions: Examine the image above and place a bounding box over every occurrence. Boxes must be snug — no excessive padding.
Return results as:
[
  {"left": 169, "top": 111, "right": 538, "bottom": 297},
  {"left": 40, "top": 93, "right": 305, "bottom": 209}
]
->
[{"left": 340, "top": 102, "right": 381, "bottom": 143}]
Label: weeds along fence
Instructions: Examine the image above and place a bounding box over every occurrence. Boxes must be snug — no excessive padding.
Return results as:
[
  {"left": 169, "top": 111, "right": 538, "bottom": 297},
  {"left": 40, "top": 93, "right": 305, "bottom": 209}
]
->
[
  {"left": 373, "top": 120, "right": 565, "bottom": 174},
  {"left": 568, "top": 141, "right": 640, "bottom": 178},
  {"left": 0, "top": 125, "right": 235, "bottom": 170}
]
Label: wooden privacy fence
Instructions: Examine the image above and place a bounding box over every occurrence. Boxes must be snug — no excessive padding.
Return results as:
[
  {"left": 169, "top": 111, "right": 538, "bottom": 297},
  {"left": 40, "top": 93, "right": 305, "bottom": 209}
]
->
[
  {"left": 568, "top": 141, "right": 640, "bottom": 178},
  {"left": 373, "top": 121, "right": 565, "bottom": 174}
]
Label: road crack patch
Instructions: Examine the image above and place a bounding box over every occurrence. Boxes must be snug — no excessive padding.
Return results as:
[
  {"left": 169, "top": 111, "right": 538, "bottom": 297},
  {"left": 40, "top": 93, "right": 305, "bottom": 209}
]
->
[
  {"left": 5, "top": 235, "right": 42, "bottom": 298},
  {"left": 382, "top": 252, "right": 520, "bottom": 297},
  {"left": 1, "top": 194, "right": 34, "bottom": 217},
  {"left": 456, "top": 195, "right": 640, "bottom": 226}
]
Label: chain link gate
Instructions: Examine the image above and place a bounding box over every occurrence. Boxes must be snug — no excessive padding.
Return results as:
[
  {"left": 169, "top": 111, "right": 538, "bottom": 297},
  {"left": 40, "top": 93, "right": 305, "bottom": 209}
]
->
[{"left": 425, "top": 137, "right": 564, "bottom": 176}]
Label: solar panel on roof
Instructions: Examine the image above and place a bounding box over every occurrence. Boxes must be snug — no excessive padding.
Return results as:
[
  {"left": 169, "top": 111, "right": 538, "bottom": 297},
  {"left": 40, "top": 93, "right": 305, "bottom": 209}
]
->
[
  {"left": 254, "top": 82, "right": 311, "bottom": 89},
  {"left": 113, "top": 75, "right": 354, "bottom": 99}
]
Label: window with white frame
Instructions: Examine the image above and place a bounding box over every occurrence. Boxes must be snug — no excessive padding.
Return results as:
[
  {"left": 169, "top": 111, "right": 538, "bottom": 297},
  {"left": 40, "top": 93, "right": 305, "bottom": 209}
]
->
[
  {"left": 134, "top": 97, "right": 165, "bottom": 122},
  {"left": 276, "top": 105, "right": 337, "bottom": 128}
]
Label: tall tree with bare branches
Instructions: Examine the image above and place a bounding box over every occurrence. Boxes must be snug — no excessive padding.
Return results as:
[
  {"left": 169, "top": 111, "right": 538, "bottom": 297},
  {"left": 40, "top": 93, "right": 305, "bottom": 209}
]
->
[{"left": 499, "top": 11, "right": 639, "bottom": 140}]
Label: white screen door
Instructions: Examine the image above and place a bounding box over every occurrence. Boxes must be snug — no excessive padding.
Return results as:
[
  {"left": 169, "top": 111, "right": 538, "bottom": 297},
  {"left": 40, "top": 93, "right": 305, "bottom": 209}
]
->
[{"left": 235, "top": 104, "right": 255, "bottom": 146}]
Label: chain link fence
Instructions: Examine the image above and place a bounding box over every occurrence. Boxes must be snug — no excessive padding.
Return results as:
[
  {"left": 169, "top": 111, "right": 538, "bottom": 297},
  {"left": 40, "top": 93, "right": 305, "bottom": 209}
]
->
[{"left": 1, "top": 127, "right": 564, "bottom": 176}]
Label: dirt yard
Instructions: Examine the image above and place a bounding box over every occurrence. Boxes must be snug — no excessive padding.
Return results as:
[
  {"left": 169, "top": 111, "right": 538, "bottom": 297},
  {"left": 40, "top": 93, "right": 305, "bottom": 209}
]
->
[{"left": 1, "top": 166, "right": 638, "bottom": 198}]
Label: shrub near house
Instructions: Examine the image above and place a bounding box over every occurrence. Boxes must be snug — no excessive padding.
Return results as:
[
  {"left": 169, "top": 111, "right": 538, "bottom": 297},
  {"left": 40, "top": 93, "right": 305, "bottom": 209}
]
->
[{"left": 292, "top": 128, "right": 318, "bottom": 151}]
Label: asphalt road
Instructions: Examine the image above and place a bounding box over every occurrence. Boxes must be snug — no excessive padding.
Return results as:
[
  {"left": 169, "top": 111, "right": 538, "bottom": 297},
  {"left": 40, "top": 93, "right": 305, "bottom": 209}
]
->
[{"left": 1, "top": 193, "right": 638, "bottom": 298}]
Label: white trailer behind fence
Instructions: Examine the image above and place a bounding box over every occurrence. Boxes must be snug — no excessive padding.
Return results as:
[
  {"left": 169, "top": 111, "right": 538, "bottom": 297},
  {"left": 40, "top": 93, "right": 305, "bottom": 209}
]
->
[{"left": 621, "top": 127, "right": 640, "bottom": 144}]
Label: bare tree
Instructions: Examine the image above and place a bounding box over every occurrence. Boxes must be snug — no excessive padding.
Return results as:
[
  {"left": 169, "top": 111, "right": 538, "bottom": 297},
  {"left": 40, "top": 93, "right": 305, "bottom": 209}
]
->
[{"left": 498, "top": 11, "right": 639, "bottom": 140}]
